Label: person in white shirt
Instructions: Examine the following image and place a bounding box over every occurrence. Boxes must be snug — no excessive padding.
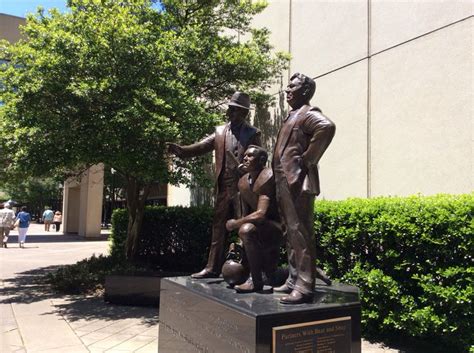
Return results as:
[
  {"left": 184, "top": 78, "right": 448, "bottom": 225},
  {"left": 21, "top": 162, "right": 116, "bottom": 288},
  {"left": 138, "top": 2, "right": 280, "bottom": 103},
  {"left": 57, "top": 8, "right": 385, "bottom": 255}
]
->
[{"left": 0, "top": 203, "right": 16, "bottom": 248}]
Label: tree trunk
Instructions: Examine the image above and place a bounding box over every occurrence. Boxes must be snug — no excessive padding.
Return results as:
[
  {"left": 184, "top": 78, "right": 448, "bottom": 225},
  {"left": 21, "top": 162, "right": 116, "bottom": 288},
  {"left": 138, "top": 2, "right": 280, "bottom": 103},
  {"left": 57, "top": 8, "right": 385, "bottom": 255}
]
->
[{"left": 125, "top": 177, "right": 151, "bottom": 260}]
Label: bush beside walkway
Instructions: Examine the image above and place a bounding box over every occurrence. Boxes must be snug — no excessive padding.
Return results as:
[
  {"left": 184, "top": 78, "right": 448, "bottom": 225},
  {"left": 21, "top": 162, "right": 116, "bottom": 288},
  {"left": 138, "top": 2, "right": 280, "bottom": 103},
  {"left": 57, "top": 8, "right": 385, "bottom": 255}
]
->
[
  {"left": 109, "top": 193, "right": 472, "bottom": 352},
  {"left": 315, "top": 194, "right": 473, "bottom": 352}
]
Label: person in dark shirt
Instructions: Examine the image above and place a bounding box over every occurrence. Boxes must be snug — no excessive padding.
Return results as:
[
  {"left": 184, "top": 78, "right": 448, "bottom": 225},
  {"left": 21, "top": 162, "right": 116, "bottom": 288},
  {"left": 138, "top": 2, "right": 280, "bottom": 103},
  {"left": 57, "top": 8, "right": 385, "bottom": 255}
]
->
[{"left": 16, "top": 206, "right": 31, "bottom": 248}]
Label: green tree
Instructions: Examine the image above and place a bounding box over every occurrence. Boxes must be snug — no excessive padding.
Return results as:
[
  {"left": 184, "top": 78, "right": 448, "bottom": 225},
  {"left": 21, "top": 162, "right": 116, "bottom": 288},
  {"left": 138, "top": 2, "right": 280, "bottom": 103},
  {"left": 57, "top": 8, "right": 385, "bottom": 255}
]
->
[
  {"left": 0, "top": 0, "right": 288, "bottom": 259},
  {"left": 0, "top": 177, "right": 62, "bottom": 219}
]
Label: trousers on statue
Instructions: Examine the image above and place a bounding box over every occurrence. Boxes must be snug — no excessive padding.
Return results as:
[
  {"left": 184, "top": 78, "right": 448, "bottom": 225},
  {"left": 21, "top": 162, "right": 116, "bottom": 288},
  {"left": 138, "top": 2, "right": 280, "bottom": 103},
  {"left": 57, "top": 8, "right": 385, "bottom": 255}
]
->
[
  {"left": 275, "top": 171, "right": 316, "bottom": 296},
  {"left": 205, "top": 183, "right": 240, "bottom": 274}
]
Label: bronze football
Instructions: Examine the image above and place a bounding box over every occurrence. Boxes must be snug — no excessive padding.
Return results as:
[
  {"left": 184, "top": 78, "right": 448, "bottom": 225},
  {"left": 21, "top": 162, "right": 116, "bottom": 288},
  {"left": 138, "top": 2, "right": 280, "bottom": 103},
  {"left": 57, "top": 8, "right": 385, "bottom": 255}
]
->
[{"left": 221, "top": 259, "right": 249, "bottom": 287}]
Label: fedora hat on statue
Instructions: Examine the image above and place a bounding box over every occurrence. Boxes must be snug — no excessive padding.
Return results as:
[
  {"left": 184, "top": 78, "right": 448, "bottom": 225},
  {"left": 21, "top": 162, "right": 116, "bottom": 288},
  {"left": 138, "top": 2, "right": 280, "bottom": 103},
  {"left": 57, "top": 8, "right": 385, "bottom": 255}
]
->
[{"left": 227, "top": 91, "right": 251, "bottom": 110}]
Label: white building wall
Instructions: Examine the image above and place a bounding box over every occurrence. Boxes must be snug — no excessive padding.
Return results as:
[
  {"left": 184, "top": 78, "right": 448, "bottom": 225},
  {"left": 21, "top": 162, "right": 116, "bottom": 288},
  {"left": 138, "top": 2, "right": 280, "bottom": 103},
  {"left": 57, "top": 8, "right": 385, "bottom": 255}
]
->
[
  {"left": 167, "top": 184, "right": 191, "bottom": 207},
  {"left": 370, "top": 20, "right": 472, "bottom": 196},
  {"left": 290, "top": 0, "right": 368, "bottom": 78},
  {"left": 370, "top": 0, "right": 472, "bottom": 54},
  {"left": 252, "top": 0, "right": 473, "bottom": 199},
  {"left": 316, "top": 60, "right": 368, "bottom": 199}
]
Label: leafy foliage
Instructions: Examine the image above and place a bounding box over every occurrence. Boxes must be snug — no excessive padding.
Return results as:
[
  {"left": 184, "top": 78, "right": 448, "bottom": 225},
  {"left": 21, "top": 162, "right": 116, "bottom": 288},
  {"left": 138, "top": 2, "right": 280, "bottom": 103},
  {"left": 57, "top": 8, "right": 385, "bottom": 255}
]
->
[
  {"left": 315, "top": 193, "right": 473, "bottom": 352},
  {"left": 0, "top": 0, "right": 288, "bottom": 257},
  {"left": 45, "top": 254, "right": 113, "bottom": 294},
  {"left": 0, "top": 177, "right": 62, "bottom": 218},
  {"left": 49, "top": 194, "right": 472, "bottom": 351},
  {"left": 0, "top": 0, "right": 287, "bottom": 184},
  {"left": 45, "top": 254, "right": 154, "bottom": 294},
  {"left": 111, "top": 205, "right": 214, "bottom": 272}
]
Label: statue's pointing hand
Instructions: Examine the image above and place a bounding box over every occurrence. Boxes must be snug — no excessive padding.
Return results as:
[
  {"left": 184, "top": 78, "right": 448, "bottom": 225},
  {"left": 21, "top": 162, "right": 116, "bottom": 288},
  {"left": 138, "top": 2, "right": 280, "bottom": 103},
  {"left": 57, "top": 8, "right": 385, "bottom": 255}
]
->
[{"left": 167, "top": 143, "right": 184, "bottom": 158}]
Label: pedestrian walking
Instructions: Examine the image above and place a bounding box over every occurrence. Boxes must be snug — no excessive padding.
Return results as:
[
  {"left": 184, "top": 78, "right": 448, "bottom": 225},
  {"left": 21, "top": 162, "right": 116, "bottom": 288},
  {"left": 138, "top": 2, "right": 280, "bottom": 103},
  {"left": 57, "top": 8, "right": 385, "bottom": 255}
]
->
[
  {"left": 0, "top": 203, "right": 16, "bottom": 248},
  {"left": 42, "top": 207, "right": 54, "bottom": 231},
  {"left": 53, "top": 211, "right": 62, "bottom": 232},
  {"left": 16, "top": 206, "right": 31, "bottom": 248}
]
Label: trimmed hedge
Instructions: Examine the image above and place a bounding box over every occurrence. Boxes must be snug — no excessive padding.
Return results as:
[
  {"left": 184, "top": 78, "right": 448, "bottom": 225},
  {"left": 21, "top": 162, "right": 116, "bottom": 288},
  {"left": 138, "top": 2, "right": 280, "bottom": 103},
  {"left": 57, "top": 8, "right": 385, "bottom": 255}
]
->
[
  {"left": 315, "top": 194, "right": 473, "bottom": 352},
  {"left": 111, "top": 206, "right": 213, "bottom": 272},
  {"left": 45, "top": 254, "right": 152, "bottom": 294},
  {"left": 111, "top": 194, "right": 473, "bottom": 352}
]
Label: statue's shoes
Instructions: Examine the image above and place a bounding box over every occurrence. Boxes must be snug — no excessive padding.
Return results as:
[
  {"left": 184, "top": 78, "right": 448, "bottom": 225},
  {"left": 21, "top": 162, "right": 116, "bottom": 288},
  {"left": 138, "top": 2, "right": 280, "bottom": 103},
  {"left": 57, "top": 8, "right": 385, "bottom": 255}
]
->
[
  {"left": 191, "top": 269, "right": 220, "bottom": 279},
  {"left": 280, "top": 290, "right": 312, "bottom": 305},
  {"left": 235, "top": 279, "right": 263, "bottom": 293},
  {"left": 273, "top": 283, "right": 293, "bottom": 293}
]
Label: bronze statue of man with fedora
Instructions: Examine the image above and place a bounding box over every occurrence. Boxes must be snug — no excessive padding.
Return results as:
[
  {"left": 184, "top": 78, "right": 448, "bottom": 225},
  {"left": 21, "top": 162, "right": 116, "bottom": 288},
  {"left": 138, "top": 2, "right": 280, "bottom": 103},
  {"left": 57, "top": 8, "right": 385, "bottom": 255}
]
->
[
  {"left": 272, "top": 73, "right": 336, "bottom": 304},
  {"left": 168, "top": 92, "right": 261, "bottom": 279}
]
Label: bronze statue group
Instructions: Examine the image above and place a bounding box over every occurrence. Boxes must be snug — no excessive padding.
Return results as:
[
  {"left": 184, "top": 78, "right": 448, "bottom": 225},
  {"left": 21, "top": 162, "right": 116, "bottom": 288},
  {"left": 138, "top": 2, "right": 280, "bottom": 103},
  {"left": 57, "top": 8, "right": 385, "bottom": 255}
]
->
[{"left": 168, "top": 73, "right": 335, "bottom": 305}]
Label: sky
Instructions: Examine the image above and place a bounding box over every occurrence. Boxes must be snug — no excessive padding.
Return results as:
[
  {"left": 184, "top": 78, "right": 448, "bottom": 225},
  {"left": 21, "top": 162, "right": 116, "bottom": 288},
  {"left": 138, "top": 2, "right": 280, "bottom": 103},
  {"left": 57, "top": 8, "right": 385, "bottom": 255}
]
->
[
  {"left": 0, "top": 0, "right": 161, "bottom": 18},
  {"left": 0, "top": 0, "right": 69, "bottom": 17}
]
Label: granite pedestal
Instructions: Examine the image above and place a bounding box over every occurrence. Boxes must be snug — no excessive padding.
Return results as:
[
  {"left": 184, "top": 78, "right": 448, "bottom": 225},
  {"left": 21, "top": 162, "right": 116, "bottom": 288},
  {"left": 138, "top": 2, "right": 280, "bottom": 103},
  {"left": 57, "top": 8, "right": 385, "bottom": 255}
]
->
[
  {"left": 104, "top": 272, "right": 188, "bottom": 306},
  {"left": 158, "top": 276, "right": 361, "bottom": 353}
]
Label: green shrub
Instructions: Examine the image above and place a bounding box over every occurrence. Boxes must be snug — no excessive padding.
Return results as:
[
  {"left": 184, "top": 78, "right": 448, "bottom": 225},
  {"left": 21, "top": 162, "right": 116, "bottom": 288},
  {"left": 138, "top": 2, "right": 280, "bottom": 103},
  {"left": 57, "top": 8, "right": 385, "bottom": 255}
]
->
[
  {"left": 46, "top": 254, "right": 117, "bottom": 294},
  {"left": 107, "top": 194, "right": 473, "bottom": 351},
  {"left": 111, "top": 206, "right": 214, "bottom": 272},
  {"left": 45, "top": 254, "right": 158, "bottom": 294},
  {"left": 315, "top": 194, "right": 473, "bottom": 352}
]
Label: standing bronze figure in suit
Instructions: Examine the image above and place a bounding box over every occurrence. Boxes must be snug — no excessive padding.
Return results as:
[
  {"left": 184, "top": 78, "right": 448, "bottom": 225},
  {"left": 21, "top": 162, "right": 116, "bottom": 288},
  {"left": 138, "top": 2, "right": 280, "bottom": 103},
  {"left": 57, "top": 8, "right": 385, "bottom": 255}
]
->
[
  {"left": 272, "top": 73, "right": 336, "bottom": 304},
  {"left": 168, "top": 92, "right": 261, "bottom": 279},
  {"left": 225, "top": 145, "right": 282, "bottom": 293}
]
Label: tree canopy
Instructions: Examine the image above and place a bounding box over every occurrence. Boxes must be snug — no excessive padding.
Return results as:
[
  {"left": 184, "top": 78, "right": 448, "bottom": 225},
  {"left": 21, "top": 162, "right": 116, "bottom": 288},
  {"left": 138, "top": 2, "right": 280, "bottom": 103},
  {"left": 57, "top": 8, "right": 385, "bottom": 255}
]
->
[
  {"left": 0, "top": 0, "right": 288, "bottom": 257},
  {"left": 0, "top": 177, "right": 63, "bottom": 218},
  {"left": 1, "top": 0, "right": 287, "bottom": 183}
]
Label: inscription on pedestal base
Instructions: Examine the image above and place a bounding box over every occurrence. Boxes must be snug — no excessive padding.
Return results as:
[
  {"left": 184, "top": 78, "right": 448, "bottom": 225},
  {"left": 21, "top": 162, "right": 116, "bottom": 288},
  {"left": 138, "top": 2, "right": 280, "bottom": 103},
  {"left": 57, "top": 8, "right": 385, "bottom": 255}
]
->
[
  {"left": 158, "top": 277, "right": 361, "bottom": 353},
  {"left": 273, "top": 317, "right": 351, "bottom": 353}
]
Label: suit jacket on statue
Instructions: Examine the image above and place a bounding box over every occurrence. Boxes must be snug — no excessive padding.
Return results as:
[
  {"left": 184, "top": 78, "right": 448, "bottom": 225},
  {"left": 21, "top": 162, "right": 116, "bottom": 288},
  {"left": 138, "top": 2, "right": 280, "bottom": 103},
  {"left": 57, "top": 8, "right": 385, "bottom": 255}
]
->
[
  {"left": 179, "top": 121, "right": 261, "bottom": 188},
  {"left": 273, "top": 105, "right": 335, "bottom": 196}
]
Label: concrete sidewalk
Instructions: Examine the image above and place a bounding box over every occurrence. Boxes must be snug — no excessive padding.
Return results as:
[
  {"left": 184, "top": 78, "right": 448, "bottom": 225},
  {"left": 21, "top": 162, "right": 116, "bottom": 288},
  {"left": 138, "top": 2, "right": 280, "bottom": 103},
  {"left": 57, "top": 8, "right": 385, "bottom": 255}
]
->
[
  {"left": 1, "top": 223, "right": 398, "bottom": 353},
  {"left": 1, "top": 224, "right": 158, "bottom": 353}
]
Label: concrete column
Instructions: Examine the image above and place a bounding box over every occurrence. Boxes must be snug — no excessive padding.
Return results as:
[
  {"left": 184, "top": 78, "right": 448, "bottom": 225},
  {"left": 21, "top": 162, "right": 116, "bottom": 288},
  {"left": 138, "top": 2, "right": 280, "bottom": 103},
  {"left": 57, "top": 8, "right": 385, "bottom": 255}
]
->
[
  {"left": 77, "top": 164, "right": 104, "bottom": 238},
  {"left": 63, "top": 180, "right": 80, "bottom": 234}
]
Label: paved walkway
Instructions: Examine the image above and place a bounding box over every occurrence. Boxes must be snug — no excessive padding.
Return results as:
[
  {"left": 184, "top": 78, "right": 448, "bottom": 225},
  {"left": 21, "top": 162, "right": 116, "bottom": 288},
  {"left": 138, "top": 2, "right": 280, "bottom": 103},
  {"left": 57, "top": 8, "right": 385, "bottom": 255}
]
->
[
  {"left": 1, "top": 223, "right": 399, "bottom": 353},
  {"left": 1, "top": 224, "right": 158, "bottom": 353}
]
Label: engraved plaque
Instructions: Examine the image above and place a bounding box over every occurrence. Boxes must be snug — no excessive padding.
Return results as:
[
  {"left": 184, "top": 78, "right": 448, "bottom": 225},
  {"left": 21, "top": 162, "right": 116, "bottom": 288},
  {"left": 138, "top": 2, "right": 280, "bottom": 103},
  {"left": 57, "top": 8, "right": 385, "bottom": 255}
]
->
[{"left": 272, "top": 317, "right": 351, "bottom": 353}]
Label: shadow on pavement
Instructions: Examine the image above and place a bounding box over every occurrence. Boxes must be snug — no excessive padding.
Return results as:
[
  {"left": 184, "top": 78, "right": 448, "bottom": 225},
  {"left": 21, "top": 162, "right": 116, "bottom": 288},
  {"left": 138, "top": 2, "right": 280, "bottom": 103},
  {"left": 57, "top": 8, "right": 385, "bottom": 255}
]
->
[
  {"left": 0, "top": 266, "right": 61, "bottom": 304},
  {"left": 52, "top": 296, "right": 158, "bottom": 327},
  {"left": 1, "top": 265, "right": 158, "bottom": 327},
  {"left": 6, "top": 233, "right": 109, "bottom": 243}
]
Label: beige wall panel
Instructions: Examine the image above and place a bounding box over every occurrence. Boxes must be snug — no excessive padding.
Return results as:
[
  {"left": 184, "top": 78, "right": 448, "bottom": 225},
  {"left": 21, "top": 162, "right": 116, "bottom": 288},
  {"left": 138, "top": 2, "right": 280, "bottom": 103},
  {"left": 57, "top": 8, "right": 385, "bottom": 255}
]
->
[
  {"left": 315, "top": 61, "right": 368, "bottom": 200},
  {"left": 0, "top": 14, "right": 25, "bottom": 43},
  {"left": 371, "top": 0, "right": 472, "bottom": 54},
  {"left": 252, "top": 99, "right": 287, "bottom": 164},
  {"left": 290, "top": 0, "right": 368, "bottom": 78},
  {"left": 371, "top": 20, "right": 472, "bottom": 196},
  {"left": 252, "top": 0, "right": 291, "bottom": 95},
  {"left": 253, "top": 0, "right": 290, "bottom": 53},
  {"left": 471, "top": 20, "right": 474, "bottom": 191}
]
